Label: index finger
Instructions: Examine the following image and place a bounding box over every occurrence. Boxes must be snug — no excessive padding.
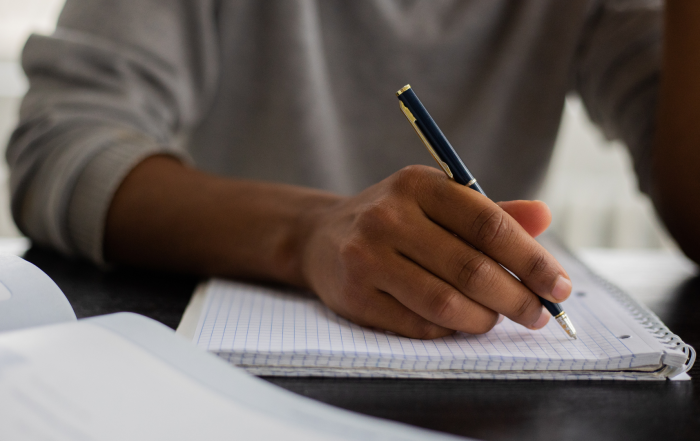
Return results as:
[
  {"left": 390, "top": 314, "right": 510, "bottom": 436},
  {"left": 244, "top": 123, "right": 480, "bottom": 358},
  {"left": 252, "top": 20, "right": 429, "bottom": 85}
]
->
[{"left": 418, "top": 177, "right": 572, "bottom": 304}]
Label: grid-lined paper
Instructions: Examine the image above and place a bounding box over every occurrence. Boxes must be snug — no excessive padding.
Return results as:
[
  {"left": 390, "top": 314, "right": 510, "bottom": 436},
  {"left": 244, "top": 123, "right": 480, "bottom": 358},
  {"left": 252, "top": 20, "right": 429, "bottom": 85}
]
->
[{"left": 193, "top": 277, "right": 663, "bottom": 378}]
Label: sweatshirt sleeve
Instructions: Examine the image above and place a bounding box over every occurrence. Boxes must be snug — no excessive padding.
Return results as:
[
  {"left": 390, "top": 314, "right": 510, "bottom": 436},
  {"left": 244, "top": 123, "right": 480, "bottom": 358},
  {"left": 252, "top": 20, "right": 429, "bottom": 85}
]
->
[
  {"left": 573, "top": 0, "right": 663, "bottom": 194},
  {"left": 6, "top": 0, "right": 219, "bottom": 263}
]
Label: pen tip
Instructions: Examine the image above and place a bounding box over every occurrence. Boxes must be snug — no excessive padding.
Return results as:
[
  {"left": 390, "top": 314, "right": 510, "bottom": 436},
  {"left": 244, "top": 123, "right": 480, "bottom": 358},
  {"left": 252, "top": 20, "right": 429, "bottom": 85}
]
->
[{"left": 555, "top": 312, "right": 578, "bottom": 340}]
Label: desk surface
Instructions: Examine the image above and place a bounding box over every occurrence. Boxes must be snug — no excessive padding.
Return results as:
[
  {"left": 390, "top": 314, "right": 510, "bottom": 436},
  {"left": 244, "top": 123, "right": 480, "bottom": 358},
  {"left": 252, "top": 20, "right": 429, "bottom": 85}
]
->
[{"left": 18, "top": 244, "right": 700, "bottom": 441}]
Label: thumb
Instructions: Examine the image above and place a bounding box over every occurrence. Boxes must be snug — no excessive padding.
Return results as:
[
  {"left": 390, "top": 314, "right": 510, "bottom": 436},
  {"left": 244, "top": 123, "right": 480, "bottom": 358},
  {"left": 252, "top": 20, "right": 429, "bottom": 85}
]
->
[{"left": 497, "top": 200, "right": 552, "bottom": 238}]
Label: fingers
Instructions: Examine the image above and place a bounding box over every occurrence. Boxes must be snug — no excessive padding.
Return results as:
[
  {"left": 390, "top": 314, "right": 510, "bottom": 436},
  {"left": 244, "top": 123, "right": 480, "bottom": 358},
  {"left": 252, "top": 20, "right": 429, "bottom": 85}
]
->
[
  {"left": 497, "top": 200, "right": 551, "bottom": 238},
  {"left": 417, "top": 177, "right": 572, "bottom": 304},
  {"left": 373, "top": 253, "right": 501, "bottom": 334},
  {"left": 336, "top": 287, "right": 455, "bottom": 339},
  {"left": 391, "top": 216, "right": 549, "bottom": 329}
]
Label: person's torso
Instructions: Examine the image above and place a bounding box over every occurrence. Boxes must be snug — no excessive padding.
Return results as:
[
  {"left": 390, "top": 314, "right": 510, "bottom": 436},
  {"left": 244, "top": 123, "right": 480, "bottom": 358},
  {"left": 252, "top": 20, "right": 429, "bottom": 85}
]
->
[{"left": 188, "top": 0, "right": 592, "bottom": 201}]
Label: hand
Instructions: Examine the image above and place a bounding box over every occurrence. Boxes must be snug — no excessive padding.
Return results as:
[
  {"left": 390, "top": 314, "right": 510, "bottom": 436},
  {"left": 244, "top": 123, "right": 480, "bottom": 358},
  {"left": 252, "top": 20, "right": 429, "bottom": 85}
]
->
[{"left": 300, "top": 165, "right": 572, "bottom": 339}]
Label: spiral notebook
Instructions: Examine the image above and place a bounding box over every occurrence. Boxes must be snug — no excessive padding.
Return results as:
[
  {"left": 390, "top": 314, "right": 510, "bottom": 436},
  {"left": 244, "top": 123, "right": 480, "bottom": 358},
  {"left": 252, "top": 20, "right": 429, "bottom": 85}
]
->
[{"left": 183, "top": 236, "right": 695, "bottom": 380}]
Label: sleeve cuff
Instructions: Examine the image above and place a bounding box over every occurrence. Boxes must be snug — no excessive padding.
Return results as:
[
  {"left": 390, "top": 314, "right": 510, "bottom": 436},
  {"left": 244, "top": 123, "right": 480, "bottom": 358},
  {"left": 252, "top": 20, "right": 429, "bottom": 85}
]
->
[{"left": 66, "top": 137, "right": 191, "bottom": 265}]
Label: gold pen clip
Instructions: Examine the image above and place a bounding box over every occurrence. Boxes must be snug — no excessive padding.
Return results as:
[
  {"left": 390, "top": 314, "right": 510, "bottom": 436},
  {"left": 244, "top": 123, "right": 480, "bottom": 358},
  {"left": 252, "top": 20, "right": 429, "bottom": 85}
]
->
[{"left": 399, "top": 101, "right": 453, "bottom": 179}]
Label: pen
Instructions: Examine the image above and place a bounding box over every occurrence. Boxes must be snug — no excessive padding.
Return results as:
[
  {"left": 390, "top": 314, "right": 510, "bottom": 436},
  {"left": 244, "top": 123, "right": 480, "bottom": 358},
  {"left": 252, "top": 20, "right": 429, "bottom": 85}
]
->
[{"left": 396, "top": 84, "right": 577, "bottom": 340}]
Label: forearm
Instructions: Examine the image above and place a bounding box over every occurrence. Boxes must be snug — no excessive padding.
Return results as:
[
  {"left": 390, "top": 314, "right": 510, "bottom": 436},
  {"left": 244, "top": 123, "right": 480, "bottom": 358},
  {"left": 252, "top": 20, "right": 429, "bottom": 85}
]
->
[
  {"left": 104, "top": 156, "right": 341, "bottom": 286},
  {"left": 653, "top": 1, "right": 700, "bottom": 263}
]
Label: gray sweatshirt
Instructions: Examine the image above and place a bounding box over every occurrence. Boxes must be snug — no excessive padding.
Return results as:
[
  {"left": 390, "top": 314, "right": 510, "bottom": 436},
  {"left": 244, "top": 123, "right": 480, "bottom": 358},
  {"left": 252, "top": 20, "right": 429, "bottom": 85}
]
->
[{"left": 7, "top": 0, "right": 661, "bottom": 264}]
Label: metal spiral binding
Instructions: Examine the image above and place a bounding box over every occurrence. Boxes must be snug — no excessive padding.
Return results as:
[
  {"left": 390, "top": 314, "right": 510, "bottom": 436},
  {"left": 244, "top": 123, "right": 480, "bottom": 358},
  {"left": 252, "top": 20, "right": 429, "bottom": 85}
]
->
[{"left": 552, "top": 236, "right": 696, "bottom": 375}]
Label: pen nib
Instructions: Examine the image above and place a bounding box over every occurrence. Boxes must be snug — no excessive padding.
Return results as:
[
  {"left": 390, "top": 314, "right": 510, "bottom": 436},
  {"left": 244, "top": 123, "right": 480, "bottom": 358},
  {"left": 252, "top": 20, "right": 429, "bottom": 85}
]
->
[{"left": 555, "top": 312, "right": 578, "bottom": 340}]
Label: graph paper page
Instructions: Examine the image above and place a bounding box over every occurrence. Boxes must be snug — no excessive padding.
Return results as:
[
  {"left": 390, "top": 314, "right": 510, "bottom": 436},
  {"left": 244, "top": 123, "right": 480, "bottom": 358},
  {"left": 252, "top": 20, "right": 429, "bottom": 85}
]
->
[{"left": 193, "top": 277, "right": 662, "bottom": 369}]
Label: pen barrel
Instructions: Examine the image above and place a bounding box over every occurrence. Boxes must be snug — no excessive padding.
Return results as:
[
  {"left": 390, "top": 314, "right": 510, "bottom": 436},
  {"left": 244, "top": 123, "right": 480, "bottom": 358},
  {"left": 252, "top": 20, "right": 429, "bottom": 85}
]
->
[
  {"left": 503, "top": 262, "right": 562, "bottom": 318},
  {"left": 397, "top": 88, "right": 482, "bottom": 194},
  {"left": 539, "top": 297, "right": 563, "bottom": 317},
  {"left": 467, "top": 180, "right": 485, "bottom": 195}
]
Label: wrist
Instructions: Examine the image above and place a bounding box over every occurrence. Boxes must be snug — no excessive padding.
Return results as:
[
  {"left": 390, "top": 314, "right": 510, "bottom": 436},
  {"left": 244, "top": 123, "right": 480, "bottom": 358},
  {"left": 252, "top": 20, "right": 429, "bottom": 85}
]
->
[{"left": 272, "top": 192, "right": 343, "bottom": 288}]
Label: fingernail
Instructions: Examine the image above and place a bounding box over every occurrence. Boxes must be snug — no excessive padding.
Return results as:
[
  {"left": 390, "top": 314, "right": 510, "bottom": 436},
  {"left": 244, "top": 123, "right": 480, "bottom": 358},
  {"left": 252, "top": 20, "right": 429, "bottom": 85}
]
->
[
  {"left": 528, "top": 308, "right": 550, "bottom": 330},
  {"left": 497, "top": 314, "right": 505, "bottom": 325},
  {"left": 551, "top": 275, "right": 572, "bottom": 301}
]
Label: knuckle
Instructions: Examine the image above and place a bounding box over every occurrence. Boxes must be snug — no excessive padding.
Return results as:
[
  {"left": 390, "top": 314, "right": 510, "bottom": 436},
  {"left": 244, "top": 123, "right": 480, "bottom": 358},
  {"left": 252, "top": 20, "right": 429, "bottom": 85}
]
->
[
  {"left": 338, "top": 237, "right": 366, "bottom": 265},
  {"left": 391, "top": 165, "right": 433, "bottom": 194},
  {"left": 471, "top": 206, "right": 510, "bottom": 248},
  {"left": 427, "top": 287, "right": 462, "bottom": 324},
  {"left": 396, "top": 164, "right": 426, "bottom": 182},
  {"left": 511, "top": 294, "right": 538, "bottom": 323},
  {"left": 410, "top": 320, "right": 445, "bottom": 340},
  {"left": 455, "top": 255, "right": 496, "bottom": 294},
  {"left": 356, "top": 203, "right": 401, "bottom": 235},
  {"left": 525, "top": 249, "right": 550, "bottom": 279},
  {"left": 337, "top": 237, "right": 376, "bottom": 279}
]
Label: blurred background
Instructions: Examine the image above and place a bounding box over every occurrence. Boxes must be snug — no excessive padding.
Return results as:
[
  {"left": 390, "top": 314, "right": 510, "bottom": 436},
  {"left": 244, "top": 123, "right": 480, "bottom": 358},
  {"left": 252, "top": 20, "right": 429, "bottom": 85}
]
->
[{"left": 0, "top": 0, "right": 676, "bottom": 252}]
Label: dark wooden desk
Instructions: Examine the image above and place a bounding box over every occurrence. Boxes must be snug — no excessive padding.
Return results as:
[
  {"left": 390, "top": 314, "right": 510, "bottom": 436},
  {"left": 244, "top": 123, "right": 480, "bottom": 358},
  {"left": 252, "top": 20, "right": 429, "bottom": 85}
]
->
[{"left": 23, "top": 246, "right": 700, "bottom": 441}]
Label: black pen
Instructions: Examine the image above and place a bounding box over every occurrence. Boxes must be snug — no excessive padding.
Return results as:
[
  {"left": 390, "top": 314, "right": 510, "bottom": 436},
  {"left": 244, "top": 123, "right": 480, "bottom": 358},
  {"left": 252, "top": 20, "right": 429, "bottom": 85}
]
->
[{"left": 396, "top": 84, "right": 577, "bottom": 339}]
